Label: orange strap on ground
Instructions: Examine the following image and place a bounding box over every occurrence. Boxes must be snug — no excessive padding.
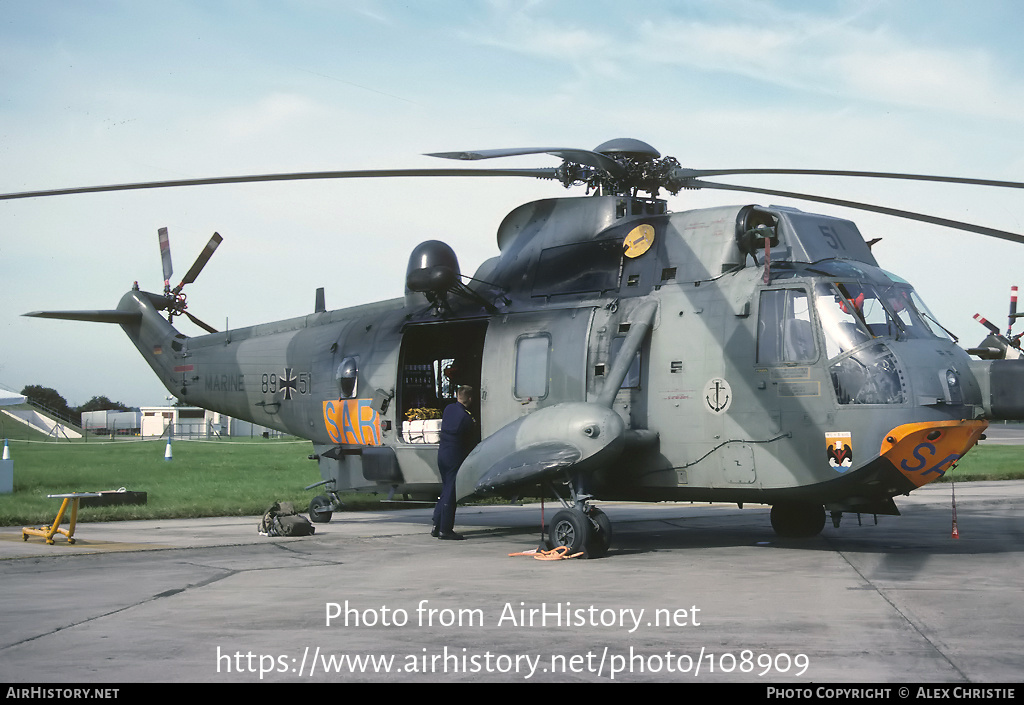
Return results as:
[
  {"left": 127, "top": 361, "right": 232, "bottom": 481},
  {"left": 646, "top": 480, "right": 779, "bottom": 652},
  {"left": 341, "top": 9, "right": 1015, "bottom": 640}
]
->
[{"left": 508, "top": 546, "right": 583, "bottom": 560}]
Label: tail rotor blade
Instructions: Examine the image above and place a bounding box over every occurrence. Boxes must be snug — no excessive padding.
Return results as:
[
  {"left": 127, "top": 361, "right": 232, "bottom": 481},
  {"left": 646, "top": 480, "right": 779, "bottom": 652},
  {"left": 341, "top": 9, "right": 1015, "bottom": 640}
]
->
[
  {"left": 184, "top": 310, "right": 218, "bottom": 334},
  {"left": 158, "top": 227, "right": 173, "bottom": 290},
  {"left": 174, "top": 232, "right": 223, "bottom": 294}
]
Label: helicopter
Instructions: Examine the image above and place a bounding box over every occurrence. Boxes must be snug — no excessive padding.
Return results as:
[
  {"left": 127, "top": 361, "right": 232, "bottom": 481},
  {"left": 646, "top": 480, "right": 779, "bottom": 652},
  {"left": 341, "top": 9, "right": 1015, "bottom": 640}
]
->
[
  {"left": 8, "top": 137, "right": 1024, "bottom": 558},
  {"left": 968, "top": 286, "right": 1022, "bottom": 360}
]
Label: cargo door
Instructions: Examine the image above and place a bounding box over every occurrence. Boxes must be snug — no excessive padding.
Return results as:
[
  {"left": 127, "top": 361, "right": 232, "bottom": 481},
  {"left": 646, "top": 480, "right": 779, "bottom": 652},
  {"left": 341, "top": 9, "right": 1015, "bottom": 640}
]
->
[{"left": 479, "top": 308, "right": 595, "bottom": 438}]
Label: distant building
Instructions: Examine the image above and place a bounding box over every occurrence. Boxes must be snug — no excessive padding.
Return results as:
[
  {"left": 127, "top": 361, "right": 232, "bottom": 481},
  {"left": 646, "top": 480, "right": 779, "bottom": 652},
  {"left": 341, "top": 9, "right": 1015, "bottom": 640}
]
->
[
  {"left": 137, "top": 406, "right": 282, "bottom": 439},
  {"left": 80, "top": 410, "right": 142, "bottom": 436}
]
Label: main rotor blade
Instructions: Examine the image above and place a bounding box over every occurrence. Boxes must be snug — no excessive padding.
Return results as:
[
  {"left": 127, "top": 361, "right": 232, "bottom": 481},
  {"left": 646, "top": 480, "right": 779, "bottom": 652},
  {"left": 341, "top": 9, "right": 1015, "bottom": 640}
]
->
[
  {"left": 427, "top": 147, "right": 627, "bottom": 179},
  {"left": 0, "top": 168, "right": 558, "bottom": 201},
  {"left": 674, "top": 167, "right": 1024, "bottom": 190},
  {"left": 686, "top": 178, "right": 1024, "bottom": 245},
  {"left": 174, "top": 232, "right": 223, "bottom": 293}
]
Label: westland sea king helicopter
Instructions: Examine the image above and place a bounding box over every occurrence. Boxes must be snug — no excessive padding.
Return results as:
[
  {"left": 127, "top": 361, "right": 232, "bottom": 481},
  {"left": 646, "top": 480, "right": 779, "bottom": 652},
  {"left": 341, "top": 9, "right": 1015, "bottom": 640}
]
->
[{"left": 8, "top": 138, "right": 1024, "bottom": 557}]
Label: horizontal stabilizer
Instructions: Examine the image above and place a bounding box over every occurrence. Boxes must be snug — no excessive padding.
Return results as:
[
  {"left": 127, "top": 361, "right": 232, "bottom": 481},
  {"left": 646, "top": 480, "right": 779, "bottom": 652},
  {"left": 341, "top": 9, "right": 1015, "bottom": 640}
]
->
[
  {"left": 474, "top": 442, "right": 582, "bottom": 494},
  {"left": 24, "top": 310, "right": 142, "bottom": 324}
]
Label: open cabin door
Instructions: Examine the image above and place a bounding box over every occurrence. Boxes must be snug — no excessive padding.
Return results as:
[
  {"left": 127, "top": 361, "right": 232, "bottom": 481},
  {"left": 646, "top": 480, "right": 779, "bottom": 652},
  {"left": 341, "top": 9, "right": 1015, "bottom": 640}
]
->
[
  {"left": 479, "top": 308, "right": 595, "bottom": 438},
  {"left": 396, "top": 320, "right": 487, "bottom": 445}
]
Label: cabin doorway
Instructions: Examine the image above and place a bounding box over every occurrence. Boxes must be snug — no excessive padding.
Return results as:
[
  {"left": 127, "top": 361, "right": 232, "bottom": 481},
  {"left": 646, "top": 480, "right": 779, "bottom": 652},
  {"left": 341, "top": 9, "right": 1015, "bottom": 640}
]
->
[{"left": 397, "top": 320, "right": 487, "bottom": 445}]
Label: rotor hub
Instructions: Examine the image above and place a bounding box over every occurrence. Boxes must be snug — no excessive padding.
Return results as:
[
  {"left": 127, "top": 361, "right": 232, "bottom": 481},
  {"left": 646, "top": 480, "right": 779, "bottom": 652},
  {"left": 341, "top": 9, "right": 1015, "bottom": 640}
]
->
[
  {"left": 593, "top": 138, "right": 661, "bottom": 160},
  {"left": 558, "top": 139, "right": 680, "bottom": 198}
]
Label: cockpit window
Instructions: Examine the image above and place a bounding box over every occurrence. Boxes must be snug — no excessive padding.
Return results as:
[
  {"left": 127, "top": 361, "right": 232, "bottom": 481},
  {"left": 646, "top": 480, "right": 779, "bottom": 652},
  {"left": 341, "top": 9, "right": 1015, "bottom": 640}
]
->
[
  {"left": 814, "top": 282, "right": 874, "bottom": 359},
  {"left": 881, "top": 270, "right": 953, "bottom": 340},
  {"left": 830, "top": 343, "right": 906, "bottom": 405},
  {"left": 814, "top": 282, "right": 907, "bottom": 405},
  {"left": 838, "top": 283, "right": 902, "bottom": 338},
  {"left": 757, "top": 289, "right": 816, "bottom": 364},
  {"left": 902, "top": 289, "right": 953, "bottom": 340}
]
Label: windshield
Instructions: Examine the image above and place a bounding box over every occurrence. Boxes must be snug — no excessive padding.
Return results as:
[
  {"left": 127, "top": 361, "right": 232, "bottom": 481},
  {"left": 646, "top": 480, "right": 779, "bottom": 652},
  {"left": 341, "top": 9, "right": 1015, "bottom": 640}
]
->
[
  {"left": 897, "top": 287, "right": 953, "bottom": 340},
  {"left": 814, "top": 279, "right": 949, "bottom": 359},
  {"left": 881, "top": 270, "right": 953, "bottom": 341},
  {"left": 814, "top": 282, "right": 877, "bottom": 359},
  {"left": 813, "top": 280, "right": 909, "bottom": 405}
]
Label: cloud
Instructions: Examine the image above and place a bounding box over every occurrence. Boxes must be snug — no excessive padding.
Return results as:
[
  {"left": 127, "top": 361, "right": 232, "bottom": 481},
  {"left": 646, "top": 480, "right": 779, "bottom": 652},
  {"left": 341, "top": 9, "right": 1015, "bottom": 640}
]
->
[
  {"left": 458, "top": 3, "right": 620, "bottom": 80},
  {"left": 463, "top": 1, "right": 1024, "bottom": 119},
  {"left": 633, "top": 11, "right": 1024, "bottom": 119}
]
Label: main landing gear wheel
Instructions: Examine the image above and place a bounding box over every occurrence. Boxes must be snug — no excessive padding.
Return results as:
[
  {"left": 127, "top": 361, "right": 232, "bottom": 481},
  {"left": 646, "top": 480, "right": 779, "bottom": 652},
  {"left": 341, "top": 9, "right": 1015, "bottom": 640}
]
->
[
  {"left": 308, "top": 494, "right": 334, "bottom": 523},
  {"left": 770, "top": 501, "right": 826, "bottom": 538},
  {"left": 549, "top": 507, "right": 612, "bottom": 559}
]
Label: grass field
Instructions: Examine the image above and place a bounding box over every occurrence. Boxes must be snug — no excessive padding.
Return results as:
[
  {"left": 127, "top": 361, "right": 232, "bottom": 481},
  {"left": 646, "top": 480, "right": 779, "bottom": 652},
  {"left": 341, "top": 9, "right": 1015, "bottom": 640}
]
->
[
  {"left": 0, "top": 437, "right": 356, "bottom": 526},
  {"left": 0, "top": 436, "right": 1020, "bottom": 527},
  {"left": 937, "top": 444, "right": 1024, "bottom": 482}
]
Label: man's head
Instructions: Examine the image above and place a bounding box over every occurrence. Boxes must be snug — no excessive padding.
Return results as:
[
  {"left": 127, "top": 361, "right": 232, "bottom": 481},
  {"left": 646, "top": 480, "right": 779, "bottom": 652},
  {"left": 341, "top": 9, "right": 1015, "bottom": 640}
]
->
[{"left": 457, "top": 385, "right": 474, "bottom": 405}]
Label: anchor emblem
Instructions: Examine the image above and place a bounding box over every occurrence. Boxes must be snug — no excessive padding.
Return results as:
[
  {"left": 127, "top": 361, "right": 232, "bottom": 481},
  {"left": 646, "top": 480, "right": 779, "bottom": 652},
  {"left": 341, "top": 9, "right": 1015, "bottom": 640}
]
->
[{"left": 703, "top": 377, "right": 732, "bottom": 414}]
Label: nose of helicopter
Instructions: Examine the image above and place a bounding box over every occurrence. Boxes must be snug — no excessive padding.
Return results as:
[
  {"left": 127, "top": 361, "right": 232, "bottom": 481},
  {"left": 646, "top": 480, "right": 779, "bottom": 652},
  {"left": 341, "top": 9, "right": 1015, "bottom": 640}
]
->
[{"left": 879, "top": 419, "right": 988, "bottom": 488}]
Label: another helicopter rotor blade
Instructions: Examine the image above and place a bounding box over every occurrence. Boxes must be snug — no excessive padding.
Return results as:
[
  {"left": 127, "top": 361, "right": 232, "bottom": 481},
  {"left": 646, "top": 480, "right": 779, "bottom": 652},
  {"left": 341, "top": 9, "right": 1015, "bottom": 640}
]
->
[
  {"left": 973, "top": 314, "right": 1016, "bottom": 353},
  {"left": 1009, "top": 286, "right": 1018, "bottom": 337},
  {"left": 0, "top": 168, "right": 558, "bottom": 201},
  {"left": 427, "top": 148, "right": 628, "bottom": 179},
  {"left": 674, "top": 168, "right": 1024, "bottom": 190},
  {"left": 685, "top": 178, "right": 1024, "bottom": 245},
  {"left": 974, "top": 313, "right": 1002, "bottom": 335},
  {"left": 173, "top": 232, "right": 223, "bottom": 295}
]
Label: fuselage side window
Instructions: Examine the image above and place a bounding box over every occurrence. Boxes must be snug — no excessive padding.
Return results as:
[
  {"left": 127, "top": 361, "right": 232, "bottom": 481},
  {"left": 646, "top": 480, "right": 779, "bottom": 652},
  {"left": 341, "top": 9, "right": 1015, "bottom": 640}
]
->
[{"left": 514, "top": 334, "right": 551, "bottom": 399}]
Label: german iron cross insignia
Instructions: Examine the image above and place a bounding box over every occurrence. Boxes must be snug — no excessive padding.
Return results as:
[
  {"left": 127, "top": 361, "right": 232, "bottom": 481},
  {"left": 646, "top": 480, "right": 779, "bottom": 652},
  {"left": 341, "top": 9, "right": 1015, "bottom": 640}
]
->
[{"left": 279, "top": 368, "right": 298, "bottom": 400}]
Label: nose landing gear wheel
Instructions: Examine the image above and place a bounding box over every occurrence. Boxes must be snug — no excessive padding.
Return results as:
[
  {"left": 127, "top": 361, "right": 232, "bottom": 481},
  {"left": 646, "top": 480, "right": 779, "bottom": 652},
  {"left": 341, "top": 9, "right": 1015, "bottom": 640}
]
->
[{"left": 770, "top": 501, "right": 825, "bottom": 538}]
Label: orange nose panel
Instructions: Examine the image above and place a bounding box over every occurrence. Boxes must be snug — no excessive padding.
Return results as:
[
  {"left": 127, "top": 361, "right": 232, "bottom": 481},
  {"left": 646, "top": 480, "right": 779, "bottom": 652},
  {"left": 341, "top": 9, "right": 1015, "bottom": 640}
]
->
[{"left": 879, "top": 420, "right": 988, "bottom": 488}]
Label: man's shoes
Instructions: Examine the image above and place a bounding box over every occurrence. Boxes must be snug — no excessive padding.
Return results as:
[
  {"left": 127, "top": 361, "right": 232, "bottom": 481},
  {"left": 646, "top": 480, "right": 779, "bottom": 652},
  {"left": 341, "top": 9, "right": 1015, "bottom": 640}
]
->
[
  {"left": 430, "top": 525, "right": 440, "bottom": 538},
  {"left": 437, "top": 531, "right": 465, "bottom": 540}
]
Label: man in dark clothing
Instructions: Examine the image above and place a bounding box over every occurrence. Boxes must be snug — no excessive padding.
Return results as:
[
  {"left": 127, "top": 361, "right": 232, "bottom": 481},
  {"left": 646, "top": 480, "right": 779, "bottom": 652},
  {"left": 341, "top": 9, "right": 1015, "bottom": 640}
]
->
[{"left": 432, "top": 385, "right": 477, "bottom": 540}]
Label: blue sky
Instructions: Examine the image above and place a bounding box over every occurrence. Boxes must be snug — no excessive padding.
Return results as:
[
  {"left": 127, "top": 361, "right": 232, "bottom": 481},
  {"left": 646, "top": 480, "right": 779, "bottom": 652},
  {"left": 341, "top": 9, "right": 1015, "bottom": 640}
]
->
[{"left": 2, "top": 0, "right": 1023, "bottom": 406}]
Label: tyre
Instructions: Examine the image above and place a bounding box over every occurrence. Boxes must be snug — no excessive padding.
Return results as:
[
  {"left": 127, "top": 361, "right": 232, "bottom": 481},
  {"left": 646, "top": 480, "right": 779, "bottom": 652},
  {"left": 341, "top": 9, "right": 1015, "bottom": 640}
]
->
[
  {"left": 308, "top": 494, "right": 334, "bottom": 523},
  {"left": 585, "top": 507, "right": 612, "bottom": 558},
  {"left": 770, "top": 501, "right": 825, "bottom": 538},
  {"left": 549, "top": 508, "right": 590, "bottom": 556}
]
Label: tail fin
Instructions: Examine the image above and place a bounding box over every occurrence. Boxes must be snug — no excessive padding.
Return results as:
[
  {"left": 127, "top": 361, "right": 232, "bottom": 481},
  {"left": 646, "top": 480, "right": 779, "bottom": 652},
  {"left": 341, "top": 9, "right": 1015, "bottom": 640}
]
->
[
  {"left": 25, "top": 290, "right": 187, "bottom": 397},
  {"left": 24, "top": 310, "right": 141, "bottom": 324}
]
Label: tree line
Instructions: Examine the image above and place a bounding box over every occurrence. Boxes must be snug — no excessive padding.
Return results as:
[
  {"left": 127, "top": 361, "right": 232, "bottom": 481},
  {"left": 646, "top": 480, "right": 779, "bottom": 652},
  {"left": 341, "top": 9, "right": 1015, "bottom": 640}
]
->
[{"left": 20, "top": 385, "right": 133, "bottom": 426}]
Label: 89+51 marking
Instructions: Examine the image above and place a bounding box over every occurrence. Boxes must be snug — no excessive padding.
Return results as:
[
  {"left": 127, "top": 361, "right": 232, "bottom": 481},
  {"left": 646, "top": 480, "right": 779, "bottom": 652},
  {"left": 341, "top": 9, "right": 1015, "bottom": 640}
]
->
[{"left": 262, "top": 368, "right": 310, "bottom": 400}]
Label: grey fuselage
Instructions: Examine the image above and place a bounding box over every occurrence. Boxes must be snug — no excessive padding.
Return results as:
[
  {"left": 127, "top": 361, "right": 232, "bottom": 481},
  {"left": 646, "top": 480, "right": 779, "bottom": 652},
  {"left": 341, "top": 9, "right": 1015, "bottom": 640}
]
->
[{"left": 116, "top": 194, "right": 1013, "bottom": 514}]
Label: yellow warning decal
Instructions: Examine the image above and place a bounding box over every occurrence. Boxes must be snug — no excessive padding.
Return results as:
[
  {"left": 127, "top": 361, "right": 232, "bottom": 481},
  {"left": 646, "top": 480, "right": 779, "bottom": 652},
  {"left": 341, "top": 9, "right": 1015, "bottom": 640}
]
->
[{"left": 623, "top": 224, "right": 655, "bottom": 258}]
